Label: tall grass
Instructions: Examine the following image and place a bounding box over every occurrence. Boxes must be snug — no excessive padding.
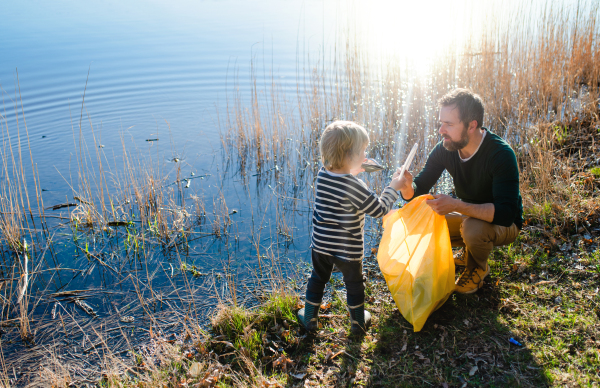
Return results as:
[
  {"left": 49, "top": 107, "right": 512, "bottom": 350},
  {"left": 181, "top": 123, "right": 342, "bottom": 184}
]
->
[{"left": 221, "top": 1, "right": 600, "bottom": 232}]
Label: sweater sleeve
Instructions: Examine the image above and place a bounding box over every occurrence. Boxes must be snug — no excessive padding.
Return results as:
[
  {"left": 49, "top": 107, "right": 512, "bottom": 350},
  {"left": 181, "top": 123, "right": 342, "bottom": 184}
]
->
[
  {"left": 349, "top": 181, "right": 400, "bottom": 218},
  {"left": 401, "top": 143, "right": 446, "bottom": 201},
  {"left": 490, "top": 149, "right": 520, "bottom": 227}
]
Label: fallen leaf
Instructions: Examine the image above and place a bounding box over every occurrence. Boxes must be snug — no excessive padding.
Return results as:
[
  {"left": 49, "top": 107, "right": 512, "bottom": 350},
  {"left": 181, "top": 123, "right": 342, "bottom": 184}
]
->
[
  {"left": 469, "top": 365, "right": 478, "bottom": 376},
  {"left": 199, "top": 367, "right": 221, "bottom": 388},
  {"left": 414, "top": 351, "right": 431, "bottom": 364},
  {"left": 324, "top": 348, "right": 333, "bottom": 362},
  {"left": 273, "top": 354, "right": 294, "bottom": 372},
  {"left": 291, "top": 372, "right": 307, "bottom": 380},
  {"left": 189, "top": 362, "right": 202, "bottom": 377},
  {"left": 331, "top": 350, "right": 344, "bottom": 360}
]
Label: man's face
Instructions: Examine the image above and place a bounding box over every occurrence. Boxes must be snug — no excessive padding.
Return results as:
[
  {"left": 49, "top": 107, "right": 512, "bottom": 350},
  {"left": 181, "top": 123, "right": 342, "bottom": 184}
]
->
[{"left": 438, "top": 105, "right": 469, "bottom": 151}]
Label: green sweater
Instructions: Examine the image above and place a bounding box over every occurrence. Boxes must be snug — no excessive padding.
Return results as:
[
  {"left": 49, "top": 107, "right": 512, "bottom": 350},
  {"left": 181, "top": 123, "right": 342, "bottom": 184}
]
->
[{"left": 405, "top": 129, "right": 523, "bottom": 229}]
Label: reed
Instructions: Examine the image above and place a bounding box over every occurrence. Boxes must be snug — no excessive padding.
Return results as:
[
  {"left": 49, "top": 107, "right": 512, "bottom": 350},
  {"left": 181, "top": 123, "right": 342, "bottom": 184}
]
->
[
  {"left": 220, "top": 1, "right": 600, "bottom": 234},
  {"left": 15, "top": 239, "right": 30, "bottom": 340}
]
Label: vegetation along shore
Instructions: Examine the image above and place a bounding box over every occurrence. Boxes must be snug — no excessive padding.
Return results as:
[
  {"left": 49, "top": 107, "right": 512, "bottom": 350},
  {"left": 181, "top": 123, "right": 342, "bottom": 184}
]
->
[{"left": 1, "top": 2, "right": 599, "bottom": 387}]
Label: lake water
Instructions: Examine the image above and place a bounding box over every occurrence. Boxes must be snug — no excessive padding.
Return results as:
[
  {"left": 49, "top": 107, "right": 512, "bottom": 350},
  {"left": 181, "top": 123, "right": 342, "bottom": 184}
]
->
[
  {"left": 1, "top": 1, "right": 332, "bottom": 185},
  {"left": 0, "top": 0, "right": 593, "bottom": 383},
  {"left": 1, "top": 0, "right": 337, "bottom": 376}
]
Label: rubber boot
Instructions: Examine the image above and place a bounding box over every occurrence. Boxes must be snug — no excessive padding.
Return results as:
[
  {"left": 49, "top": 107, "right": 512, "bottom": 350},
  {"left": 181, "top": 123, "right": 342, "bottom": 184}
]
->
[
  {"left": 297, "top": 300, "right": 320, "bottom": 331},
  {"left": 348, "top": 303, "right": 371, "bottom": 335}
]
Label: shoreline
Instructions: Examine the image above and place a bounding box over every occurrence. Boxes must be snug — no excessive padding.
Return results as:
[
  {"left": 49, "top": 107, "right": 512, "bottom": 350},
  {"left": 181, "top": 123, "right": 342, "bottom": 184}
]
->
[{"left": 87, "top": 212, "right": 600, "bottom": 387}]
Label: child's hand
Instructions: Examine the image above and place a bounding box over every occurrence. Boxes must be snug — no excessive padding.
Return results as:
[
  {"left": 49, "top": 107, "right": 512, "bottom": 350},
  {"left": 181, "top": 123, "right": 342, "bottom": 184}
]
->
[{"left": 390, "top": 166, "right": 413, "bottom": 191}]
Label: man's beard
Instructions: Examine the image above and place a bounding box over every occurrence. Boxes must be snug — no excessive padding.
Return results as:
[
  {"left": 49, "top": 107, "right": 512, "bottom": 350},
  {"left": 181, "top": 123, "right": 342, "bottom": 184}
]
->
[{"left": 442, "top": 126, "right": 469, "bottom": 151}]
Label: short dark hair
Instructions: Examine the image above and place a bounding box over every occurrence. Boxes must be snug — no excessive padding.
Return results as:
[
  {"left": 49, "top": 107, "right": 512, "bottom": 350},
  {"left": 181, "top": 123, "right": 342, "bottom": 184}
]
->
[{"left": 438, "top": 89, "right": 484, "bottom": 129}]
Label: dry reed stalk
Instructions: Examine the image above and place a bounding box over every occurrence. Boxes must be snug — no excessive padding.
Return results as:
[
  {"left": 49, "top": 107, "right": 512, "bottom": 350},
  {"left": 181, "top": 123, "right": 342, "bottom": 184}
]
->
[
  {"left": 16, "top": 239, "right": 30, "bottom": 340},
  {"left": 221, "top": 1, "right": 599, "bottom": 227}
]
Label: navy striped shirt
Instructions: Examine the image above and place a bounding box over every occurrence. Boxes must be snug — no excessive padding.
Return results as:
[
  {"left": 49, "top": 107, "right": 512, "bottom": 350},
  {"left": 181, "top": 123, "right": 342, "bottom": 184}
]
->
[{"left": 311, "top": 167, "right": 399, "bottom": 261}]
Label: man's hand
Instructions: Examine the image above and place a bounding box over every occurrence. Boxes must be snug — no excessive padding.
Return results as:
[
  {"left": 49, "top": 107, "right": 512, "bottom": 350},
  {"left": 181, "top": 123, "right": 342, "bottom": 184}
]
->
[
  {"left": 425, "top": 194, "right": 458, "bottom": 215},
  {"left": 426, "top": 195, "right": 495, "bottom": 222}
]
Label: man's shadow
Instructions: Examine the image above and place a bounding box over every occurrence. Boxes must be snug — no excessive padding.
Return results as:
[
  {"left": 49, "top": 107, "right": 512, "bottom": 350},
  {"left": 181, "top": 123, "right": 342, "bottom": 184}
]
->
[{"left": 363, "top": 279, "right": 552, "bottom": 387}]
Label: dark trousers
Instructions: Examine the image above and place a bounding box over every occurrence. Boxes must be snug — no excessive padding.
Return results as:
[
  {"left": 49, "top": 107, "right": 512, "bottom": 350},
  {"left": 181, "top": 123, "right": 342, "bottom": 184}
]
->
[{"left": 305, "top": 249, "right": 365, "bottom": 307}]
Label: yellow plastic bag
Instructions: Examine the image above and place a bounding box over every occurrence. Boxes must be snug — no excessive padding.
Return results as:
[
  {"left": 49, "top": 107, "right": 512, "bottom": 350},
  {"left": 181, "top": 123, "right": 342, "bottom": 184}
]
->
[{"left": 377, "top": 194, "right": 455, "bottom": 332}]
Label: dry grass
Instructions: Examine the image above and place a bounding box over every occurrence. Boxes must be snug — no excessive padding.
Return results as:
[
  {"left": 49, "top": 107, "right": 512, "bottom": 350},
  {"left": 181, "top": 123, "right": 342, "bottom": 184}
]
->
[{"left": 221, "top": 1, "right": 600, "bottom": 229}]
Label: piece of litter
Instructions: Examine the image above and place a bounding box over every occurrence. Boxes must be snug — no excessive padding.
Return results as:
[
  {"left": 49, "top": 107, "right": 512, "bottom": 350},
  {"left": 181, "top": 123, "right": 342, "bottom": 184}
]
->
[
  {"left": 398, "top": 143, "right": 418, "bottom": 179},
  {"left": 509, "top": 338, "right": 522, "bottom": 346},
  {"left": 290, "top": 373, "right": 307, "bottom": 380},
  {"left": 469, "top": 365, "right": 478, "bottom": 376}
]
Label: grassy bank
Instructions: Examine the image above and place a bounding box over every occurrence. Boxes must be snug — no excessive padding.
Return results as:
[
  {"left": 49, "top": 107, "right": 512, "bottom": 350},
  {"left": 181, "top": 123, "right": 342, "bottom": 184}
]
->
[
  {"left": 93, "top": 102, "right": 600, "bottom": 386},
  {"left": 95, "top": 220, "right": 599, "bottom": 387}
]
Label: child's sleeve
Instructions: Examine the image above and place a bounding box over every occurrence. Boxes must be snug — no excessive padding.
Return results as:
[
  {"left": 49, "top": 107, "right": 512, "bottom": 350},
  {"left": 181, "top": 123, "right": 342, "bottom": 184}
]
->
[{"left": 350, "top": 180, "right": 399, "bottom": 218}]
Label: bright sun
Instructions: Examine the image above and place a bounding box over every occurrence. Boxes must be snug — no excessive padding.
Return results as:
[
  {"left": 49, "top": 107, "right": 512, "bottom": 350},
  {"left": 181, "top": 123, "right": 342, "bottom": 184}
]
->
[{"left": 348, "top": 0, "right": 496, "bottom": 77}]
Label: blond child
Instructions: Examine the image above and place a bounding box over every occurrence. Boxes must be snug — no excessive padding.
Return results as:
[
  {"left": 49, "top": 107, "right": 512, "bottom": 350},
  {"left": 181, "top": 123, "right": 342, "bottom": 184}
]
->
[{"left": 297, "top": 121, "right": 405, "bottom": 334}]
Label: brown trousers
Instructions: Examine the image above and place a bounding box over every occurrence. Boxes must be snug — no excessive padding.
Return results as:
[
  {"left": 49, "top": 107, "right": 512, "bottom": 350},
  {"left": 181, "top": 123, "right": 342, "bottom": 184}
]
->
[{"left": 445, "top": 212, "right": 520, "bottom": 270}]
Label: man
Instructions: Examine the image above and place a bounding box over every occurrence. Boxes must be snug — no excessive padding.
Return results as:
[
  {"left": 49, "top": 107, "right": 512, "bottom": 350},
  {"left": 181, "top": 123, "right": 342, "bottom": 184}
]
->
[{"left": 397, "top": 88, "right": 522, "bottom": 294}]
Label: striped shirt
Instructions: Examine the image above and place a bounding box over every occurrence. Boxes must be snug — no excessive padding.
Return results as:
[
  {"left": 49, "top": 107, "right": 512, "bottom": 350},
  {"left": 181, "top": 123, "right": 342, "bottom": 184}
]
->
[{"left": 311, "top": 167, "right": 399, "bottom": 261}]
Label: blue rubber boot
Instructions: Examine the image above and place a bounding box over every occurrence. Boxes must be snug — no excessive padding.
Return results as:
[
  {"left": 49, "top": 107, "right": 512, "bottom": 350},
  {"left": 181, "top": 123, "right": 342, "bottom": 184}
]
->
[
  {"left": 297, "top": 300, "right": 320, "bottom": 331},
  {"left": 348, "top": 303, "right": 371, "bottom": 335}
]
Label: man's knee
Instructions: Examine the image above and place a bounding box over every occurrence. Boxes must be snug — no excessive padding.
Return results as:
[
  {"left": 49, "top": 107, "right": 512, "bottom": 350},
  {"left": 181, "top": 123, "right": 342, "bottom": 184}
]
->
[{"left": 460, "top": 217, "right": 492, "bottom": 246}]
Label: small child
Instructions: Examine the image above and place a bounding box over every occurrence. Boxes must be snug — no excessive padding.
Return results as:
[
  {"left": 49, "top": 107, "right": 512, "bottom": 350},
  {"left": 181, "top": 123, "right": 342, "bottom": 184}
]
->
[{"left": 297, "top": 120, "right": 405, "bottom": 334}]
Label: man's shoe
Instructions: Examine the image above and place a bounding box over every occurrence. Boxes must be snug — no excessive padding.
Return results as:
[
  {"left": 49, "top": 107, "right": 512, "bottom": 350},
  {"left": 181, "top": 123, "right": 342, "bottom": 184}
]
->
[
  {"left": 347, "top": 303, "right": 371, "bottom": 335},
  {"left": 453, "top": 249, "right": 466, "bottom": 267},
  {"left": 297, "top": 300, "right": 320, "bottom": 331},
  {"left": 455, "top": 265, "right": 490, "bottom": 294}
]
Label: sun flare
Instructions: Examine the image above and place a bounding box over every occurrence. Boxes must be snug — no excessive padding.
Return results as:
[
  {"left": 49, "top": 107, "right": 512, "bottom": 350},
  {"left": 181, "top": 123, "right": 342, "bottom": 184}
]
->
[{"left": 348, "top": 0, "right": 516, "bottom": 77}]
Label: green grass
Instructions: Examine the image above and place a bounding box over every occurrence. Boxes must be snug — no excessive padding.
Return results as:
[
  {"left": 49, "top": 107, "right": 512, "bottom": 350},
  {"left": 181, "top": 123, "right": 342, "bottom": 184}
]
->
[
  {"left": 105, "top": 228, "right": 600, "bottom": 387},
  {"left": 589, "top": 166, "right": 600, "bottom": 177}
]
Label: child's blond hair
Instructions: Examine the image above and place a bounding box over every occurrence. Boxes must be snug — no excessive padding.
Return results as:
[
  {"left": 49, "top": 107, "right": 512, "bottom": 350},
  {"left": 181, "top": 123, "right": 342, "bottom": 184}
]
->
[{"left": 320, "top": 121, "right": 369, "bottom": 170}]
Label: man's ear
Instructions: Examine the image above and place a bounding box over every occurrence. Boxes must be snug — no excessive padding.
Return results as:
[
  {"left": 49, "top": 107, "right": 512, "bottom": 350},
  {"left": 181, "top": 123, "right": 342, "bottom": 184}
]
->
[{"left": 467, "top": 119, "right": 478, "bottom": 133}]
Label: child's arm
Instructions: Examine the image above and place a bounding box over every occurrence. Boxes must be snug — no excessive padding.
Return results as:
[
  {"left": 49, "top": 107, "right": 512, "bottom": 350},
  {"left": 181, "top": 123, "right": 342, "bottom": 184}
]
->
[{"left": 350, "top": 178, "right": 400, "bottom": 219}]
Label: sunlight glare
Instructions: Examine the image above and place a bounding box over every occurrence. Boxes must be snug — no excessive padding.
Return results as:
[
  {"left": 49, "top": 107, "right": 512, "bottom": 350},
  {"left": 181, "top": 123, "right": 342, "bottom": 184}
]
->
[{"left": 354, "top": 0, "right": 487, "bottom": 77}]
